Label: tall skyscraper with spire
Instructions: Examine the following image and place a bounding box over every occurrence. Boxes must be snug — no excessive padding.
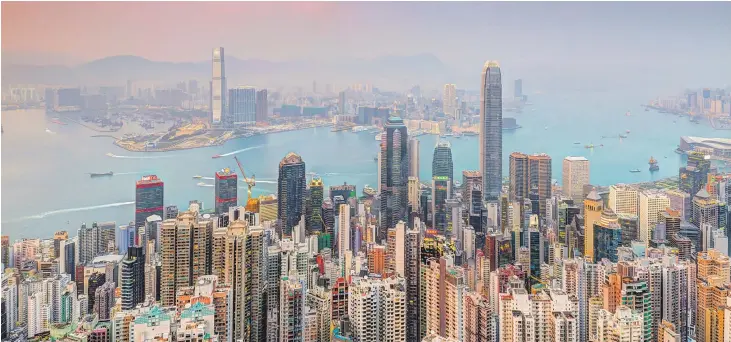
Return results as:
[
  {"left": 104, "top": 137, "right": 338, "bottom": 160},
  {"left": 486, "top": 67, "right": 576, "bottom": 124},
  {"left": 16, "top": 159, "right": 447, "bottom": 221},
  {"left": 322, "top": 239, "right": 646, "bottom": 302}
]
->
[
  {"left": 379, "top": 116, "right": 409, "bottom": 241},
  {"left": 211, "top": 47, "right": 226, "bottom": 125},
  {"left": 480, "top": 61, "right": 502, "bottom": 202}
]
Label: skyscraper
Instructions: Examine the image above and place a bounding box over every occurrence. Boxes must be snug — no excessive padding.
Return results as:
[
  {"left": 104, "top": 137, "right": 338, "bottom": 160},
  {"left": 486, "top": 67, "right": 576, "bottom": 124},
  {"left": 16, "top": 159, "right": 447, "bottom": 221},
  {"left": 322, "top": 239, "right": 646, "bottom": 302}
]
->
[
  {"left": 409, "top": 138, "right": 420, "bottom": 179},
  {"left": 229, "top": 86, "right": 256, "bottom": 126},
  {"left": 583, "top": 189, "right": 603, "bottom": 260},
  {"left": 509, "top": 152, "right": 552, "bottom": 218},
  {"left": 432, "top": 176, "right": 452, "bottom": 235},
  {"left": 442, "top": 84, "right": 457, "bottom": 118},
  {"left": 339, "top": 91, "right": 347, "bottom": 115},
  {"left": 562, "top": 156, "right": 590, "bottom": 201},
  {"left": 638, "top": 191, "right": 670, "bottom": 245},
  {"left": 308, "top": 177, "right": 324, "bottom": 233},
  {"left": 211, "top": 47, "right": 226, "bottom": 124},
  {"left": 593, "top": 208, "right": 621, "bottom": 262},
  {"left": 379, "top": 116, "right": 409, "bottom": 240},
  {"left": 278, "top": 153, "right": 307, "bottom": 238},
  {"left": 432, "top": 141, "right": 454, "bottom": 188},
  {"left": 135, "top": 175, "right": 164, "bottom": 230},
  {"left": 480, "top": 61, "right": 502, "bottom": 202},
  {"left": 214, "top": 168, "right": 238, "bottom": 215},
  {"left": 256, "top": 89, "right": 268, "bottom": 123},
  {"left": 121, "top": 246, "right": 145, "bottom": 310},
  {"left": 608, "top": 184, "right": 639, "bottom": 216}
]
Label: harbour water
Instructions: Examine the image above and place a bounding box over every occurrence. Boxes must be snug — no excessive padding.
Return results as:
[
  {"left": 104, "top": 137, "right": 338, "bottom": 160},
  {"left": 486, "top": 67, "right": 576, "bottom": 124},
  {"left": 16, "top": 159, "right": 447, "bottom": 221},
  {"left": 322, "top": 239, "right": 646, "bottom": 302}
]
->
[{"left": 0, "top": 90, "right": 721, "bottom": 239}]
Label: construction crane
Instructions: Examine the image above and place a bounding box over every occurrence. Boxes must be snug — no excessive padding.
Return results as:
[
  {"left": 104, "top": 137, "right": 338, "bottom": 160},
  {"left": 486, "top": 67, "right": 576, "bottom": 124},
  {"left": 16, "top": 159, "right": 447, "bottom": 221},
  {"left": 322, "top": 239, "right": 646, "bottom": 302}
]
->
[{"left": 233, "top": 156, "right": 259, "bottom": 212}]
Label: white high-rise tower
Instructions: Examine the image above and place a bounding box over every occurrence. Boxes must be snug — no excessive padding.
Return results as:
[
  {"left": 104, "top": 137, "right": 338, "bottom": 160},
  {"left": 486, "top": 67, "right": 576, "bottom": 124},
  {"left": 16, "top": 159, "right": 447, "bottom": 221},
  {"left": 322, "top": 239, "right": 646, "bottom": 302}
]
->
[{"left": 211, "top": 47, "right": 226, "bottom": 124}]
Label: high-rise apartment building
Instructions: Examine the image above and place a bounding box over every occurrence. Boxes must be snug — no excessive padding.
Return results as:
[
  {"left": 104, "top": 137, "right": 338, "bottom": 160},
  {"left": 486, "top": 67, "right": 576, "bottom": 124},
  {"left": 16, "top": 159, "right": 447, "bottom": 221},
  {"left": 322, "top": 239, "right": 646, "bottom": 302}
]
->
[
  {"left": 442, "top": 84, "right": 457, "bottom": 118},
  {"left": 424, "top": 257, "right": 466, "bottom": 340},
  {"left": 696, "top": 249, "right": 731, "bottom": 342},
  {"left": 563, "top": 156, "right": 590, "bottom": 201},
  {"left": 278, "top": 152, "right": 307, "bottom": 238},
  {"left": 214, "top": 168, "right": 238, "bottom": 215},
  {"left": 338, "top": 204, "right": 351, "bottom": 263},
  {"left": 679, "top": 151, "right": 711, "bottom": 197},
  {"left": 620, "top": 279, "right": 652, "bottom": 342},
  {"left": 480, "top": 61, "right": 502, "bottom": 202},
  {"left": 159, "top": 210, "right": 212, "bottom": 307},
  {"left": 405, "top": 226, "right": 421, "bottom": 341},
  {"left": 595, "top": 306, "right": 644, "bottom": 342},
  {"left": 379, "top": 116, "right": 409, "bottom": 239},
  {"left": 135, "top": 175, "right": 164, "bottom": 229},
  {"left": 229, "top": 86, "right": 256, "bottom": 126},
  {"left": 608, "top": 184, "right": 639, "bottom": 216},
  {"left": 639, "top": 191, "right": 670, "bottom": 245},
  {"left": 211, "top": 47, "right": 226, "bottom": 124},
  {"left": 280, "top": 277, "right": 304, "bottom": 342},
  {"left": 348, "top": 277, "right": 406, "bottom": 342}
]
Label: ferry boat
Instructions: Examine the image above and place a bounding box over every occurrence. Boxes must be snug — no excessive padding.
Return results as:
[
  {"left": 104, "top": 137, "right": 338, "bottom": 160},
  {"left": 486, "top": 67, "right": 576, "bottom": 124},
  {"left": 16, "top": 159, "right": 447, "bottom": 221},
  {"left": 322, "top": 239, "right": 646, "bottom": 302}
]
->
[
  {"left": 193, "top": 175, "right": 203, "bottom": 179},
  {"left": 90, "top": 171, "right": 113, "bottom": 178},
  {"left": 212, "top": 154, "right": 222, "bottom": 159},
  {"left": 629, "top": 169, "right": 641, "bottom": 173},
  {"left": 619, "top": 134, "right": 628, "bottom": 139},
  {"left": 649, "top": 157, "right": 659, "bottom": 172},
  {"left": 585, "top": 144, "right": 595, "bottom": 149}
]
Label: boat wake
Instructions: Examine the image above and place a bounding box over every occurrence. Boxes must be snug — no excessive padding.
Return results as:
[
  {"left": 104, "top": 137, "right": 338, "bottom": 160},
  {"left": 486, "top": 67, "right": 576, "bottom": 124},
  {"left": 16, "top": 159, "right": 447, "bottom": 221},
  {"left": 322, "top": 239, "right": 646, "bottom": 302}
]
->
[
  {"left": 114, "top": 171, "right": 153, "bottom": 176},
  {"left": 106, "top": 153, "right": 174, "bottom": 159},
  {"left": 200, "top": 176, "right": 215, "bottom": 180},
  {"left": 255, "top": 180, "right": 278, "bottom": 184},
  {"left": 197, "top": 182, "right": 214, "bottom": 187},
  {"left": 3, "top": 201, "right": 135, "bottom": 223},
  {"left": 219, "top": 145, "right": 264, "bottom": 157},
  {"left": 45, "top": 128, "right": 56, "bottom": 134}
]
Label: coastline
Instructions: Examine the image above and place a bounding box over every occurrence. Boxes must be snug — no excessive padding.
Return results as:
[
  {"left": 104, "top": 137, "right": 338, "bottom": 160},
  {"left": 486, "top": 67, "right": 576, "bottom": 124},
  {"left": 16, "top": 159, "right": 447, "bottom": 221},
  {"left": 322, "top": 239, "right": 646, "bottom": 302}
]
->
[{"left": 113, "top": 121, "right": 334, "bottom": 153}]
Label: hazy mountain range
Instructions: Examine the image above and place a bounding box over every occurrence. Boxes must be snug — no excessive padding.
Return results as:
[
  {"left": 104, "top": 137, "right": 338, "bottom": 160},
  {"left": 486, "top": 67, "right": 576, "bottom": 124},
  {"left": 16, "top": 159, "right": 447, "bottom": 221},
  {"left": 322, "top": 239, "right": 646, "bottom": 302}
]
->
[{"left": 1, "top": 52, "right": 460, "bottom": 91}]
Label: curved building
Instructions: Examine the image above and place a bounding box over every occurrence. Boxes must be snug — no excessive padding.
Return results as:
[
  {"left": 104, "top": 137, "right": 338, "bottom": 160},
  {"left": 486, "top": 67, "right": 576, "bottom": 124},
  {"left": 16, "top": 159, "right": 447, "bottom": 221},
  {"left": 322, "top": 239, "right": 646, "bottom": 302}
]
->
[{"left": 480, "top": 61, "right": 502, "bottom": 202}]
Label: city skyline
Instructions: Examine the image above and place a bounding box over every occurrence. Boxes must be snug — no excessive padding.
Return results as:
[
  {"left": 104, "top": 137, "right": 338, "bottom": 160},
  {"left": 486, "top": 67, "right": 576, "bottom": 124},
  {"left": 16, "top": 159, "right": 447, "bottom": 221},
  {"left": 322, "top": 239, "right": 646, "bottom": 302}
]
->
[{"left": 2, "top": 3, "right": 731, "bottom": 342}]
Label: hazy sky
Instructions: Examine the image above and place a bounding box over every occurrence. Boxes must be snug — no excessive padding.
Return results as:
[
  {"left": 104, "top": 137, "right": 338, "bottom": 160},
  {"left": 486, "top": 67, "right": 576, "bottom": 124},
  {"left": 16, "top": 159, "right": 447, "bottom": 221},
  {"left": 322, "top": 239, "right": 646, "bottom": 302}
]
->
[
  {"left": 3, "top": 2, "right": 730, "bottom": 65},
  {"left": 2, "top": 2, "right": 730, "bottom": 91}
]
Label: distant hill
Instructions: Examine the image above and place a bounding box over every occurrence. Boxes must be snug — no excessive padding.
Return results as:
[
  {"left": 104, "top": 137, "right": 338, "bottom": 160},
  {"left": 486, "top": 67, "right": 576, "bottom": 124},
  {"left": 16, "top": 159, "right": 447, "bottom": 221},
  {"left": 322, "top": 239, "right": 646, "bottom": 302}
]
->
[{"left": 1, "top": 52, "right": 455, "bottom": 90}]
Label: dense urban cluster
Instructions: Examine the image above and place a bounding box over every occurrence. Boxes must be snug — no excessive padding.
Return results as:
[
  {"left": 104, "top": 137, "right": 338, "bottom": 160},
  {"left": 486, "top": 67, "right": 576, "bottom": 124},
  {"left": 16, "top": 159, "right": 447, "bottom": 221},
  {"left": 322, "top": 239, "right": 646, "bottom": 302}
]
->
[{"left": 2, "top": 54, "right": 731, "bottom": 342}]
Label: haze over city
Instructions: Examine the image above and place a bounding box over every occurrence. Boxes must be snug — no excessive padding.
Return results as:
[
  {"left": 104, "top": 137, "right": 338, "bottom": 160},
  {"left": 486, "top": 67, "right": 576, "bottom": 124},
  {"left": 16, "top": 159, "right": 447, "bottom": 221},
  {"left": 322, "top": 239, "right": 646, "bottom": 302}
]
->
[{"left": 3, "top": 2, "right": 730, "bottom": 91}]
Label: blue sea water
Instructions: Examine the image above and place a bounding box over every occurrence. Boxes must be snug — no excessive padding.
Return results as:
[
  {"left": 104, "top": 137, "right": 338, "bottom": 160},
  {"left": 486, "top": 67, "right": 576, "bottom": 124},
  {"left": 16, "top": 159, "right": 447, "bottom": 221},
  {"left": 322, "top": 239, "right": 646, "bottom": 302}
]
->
[{"left": 0, "top": 90, "right": 722, "bottom": 240}]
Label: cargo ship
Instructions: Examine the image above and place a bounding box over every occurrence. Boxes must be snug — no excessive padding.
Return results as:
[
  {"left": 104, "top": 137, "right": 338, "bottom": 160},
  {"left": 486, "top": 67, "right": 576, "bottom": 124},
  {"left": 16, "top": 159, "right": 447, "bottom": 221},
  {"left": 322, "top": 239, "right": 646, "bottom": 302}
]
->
[{"left": 90, "top": 171, "right": 113, "bottom": 177}]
